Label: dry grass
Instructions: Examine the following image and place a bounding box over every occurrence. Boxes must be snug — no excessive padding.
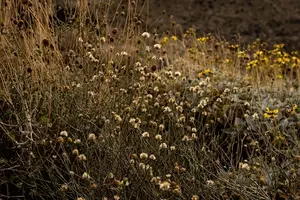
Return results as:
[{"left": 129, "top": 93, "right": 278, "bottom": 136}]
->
[{"left": 0, "top": 0, "right": 300, "bottom": 199}]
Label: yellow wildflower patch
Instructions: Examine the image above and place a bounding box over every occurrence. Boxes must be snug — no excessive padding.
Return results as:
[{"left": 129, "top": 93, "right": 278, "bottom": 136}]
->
[
  {"left": 198, "top": 69, "right": 213, "bottom": 77},
  {"left": 264, "top": 107, "right": 279, "bottom": 119},
  {"left": 171, "top": 35, "right": 178, "bottom": 41},
  {"left": 197, "top": 36, "right": 209, "bottom": 43},
  {"left": 161, "top": 36, "right": 169, "bottom": 44}
]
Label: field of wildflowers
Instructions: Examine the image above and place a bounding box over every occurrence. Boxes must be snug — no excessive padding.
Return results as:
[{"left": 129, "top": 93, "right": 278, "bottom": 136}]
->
[{"left": 0, "top": 0, "right": 300, "bottom": 199}]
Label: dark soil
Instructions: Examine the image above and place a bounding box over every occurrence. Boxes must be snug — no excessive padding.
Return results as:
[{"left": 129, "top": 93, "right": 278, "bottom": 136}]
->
[
  {"left": 141, "top": 0, "right": 300, "bottom": 51},
  {"left": 55, "top": 0, "right": 300, "bottom": 51}
]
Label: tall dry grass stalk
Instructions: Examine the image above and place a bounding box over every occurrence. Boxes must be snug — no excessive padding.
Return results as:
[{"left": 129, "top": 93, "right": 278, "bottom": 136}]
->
[{"left": 1, "top": 0, "right": 300, "bottom": 199}]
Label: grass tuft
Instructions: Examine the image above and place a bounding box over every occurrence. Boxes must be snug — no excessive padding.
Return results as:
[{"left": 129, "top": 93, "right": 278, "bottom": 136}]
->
[{"left": 0, "top": 0, "right": 300, "bottom": 199}]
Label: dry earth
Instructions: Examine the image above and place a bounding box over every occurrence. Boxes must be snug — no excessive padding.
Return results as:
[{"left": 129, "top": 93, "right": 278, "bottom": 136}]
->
[
  {"left": 55, "top": 0, "right": 300, "bottom": 51},
  {"left": 143, "top": 0, "right": 300, "bottom": 51}
]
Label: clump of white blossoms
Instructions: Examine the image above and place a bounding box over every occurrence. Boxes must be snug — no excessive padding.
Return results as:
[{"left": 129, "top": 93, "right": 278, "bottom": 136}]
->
[
  {"left": 233, "top": 86, "right": 239, "bottom": 93},
  {"left": 252, "top": 113, "right": 259, "bottom": 119},
  {"left": 74, "top": 139, "right": 81, "bottom": 144},
  {"left": 154, "top": 44, "right": 162, "bottom": 49},
  {"left": 88, "top": 133, "right": 96, "bottom": 141},
  {"left": 170, "top": 146, "right": 176, "bottom": 151},
  {"left": 159, "top": 143, "right": 168, "bottom": 149},
  {"left": 139, "top": 162, "right": 146, "bottom": 170},
  {"left": 60, "top": 184, "right": 68, "bottom": 192},
  {"left": 206, "top": 180, "right": 215, "bottom": 185},
  {"left": 139, "top": 153, "right": 148, "bottom": 159},
  {"left": 163, "top": 106, "right": 172, "bottom": 113},
  {"left": 158, "top": 124, "right": 165, "bottom": 131},
  {"left": 141, "top": 132, "right": 150, "bottom": 138},
  {"left": 100, "top": 37, "right": 106, "bottom": 43},
  {"left": 129, "top": 117, "right": 141, "bottom": 129},
  {"left": 155, "top": 134, "right": 162, "bottom": 140},
  {"left": 159, "top": 181, "right": 171, "bottom": 191},
  {"left": 149, "top": 154, "right": 156, "bottom": 160},
  {"left": 223, "top": 88, "right": 231, "bottom": 94},
  {"left": 135, "top": 61, "right": 142, "bottom": 67},
  {"left": 60, "top": 131, "right": 68, "bottom": 137},
  {"left": 86, "top": 51, "right": 99, "bottom": 63},
  {"left": 145, "top": 46, "right": 151, "bottom": 52},
  {"left": 82, "top": 172, "right": 90, "bottom": 180},
  {"left": 244, "top": 101, "right": 250, "bottom": 107},
  {"left": 78, "top": 37, "right": 83, "bottom": 43},
  {"left": 88, "top": 91, "right": 96, "bottom": 97},
  {"left": 142, "top": 32, "right": 150, "bottom": 38},
  {"left": 198, "top": 98, "right": 209, "bottom": 109},
  {"left": 121, "top": 51, "right": 128, "bottom": 56},
  {"left": 174, "top": 71, "right": 182, "bottom": 77},
  {"left": 239, "top": 162, "right": 250, "bottom": 171},
  {"left": 78, "top": 154, "right": 87, "bottom": 161}
]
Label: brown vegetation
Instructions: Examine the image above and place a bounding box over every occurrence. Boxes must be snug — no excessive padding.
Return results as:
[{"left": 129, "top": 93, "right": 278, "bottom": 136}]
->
[{"left": 0, "top": 0, "right": 300, "bottom": 199}]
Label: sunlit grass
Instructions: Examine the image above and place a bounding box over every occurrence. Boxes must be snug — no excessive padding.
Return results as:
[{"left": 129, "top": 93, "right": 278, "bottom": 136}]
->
[{"left": 0, "top": 0, "right": 300, "bottom": 199}]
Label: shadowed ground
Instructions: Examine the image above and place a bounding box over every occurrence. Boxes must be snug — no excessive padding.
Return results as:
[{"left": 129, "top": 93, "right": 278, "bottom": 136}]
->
[
  {"left": 54, "top": 0, "right": 300, "bottom": 51},
  {"left": 143, "top": 0, "right": 300, "bottom": 51}
]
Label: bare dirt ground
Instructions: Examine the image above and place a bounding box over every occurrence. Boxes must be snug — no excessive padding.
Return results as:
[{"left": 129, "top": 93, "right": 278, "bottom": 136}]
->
[
  {"left": 141, "top": 0, "right": 300, "bottom": 51},
  {"left": 54, "top": 0, "right": 300, "bottom": 51}
]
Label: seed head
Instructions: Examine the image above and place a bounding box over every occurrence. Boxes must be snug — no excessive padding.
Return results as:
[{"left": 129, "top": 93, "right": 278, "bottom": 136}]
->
[
  {"left": 159, "top": 181, "right": 170, "bottom": 191},
  {"left": 112, "top": 28, "right": 118, "bottom": 35},
  {"left": 82, "top": 172, "right": 90, "bottom": 180},
  {"left": 88, "top": 133, "right": 96, "bottom": 141},
  {"left": 72, "top": 149, "right": 79, "bottom": 156},
  {"left": 154, "top": 44, "right": 162, "bottom": 49},
  {"left": 56, "top": 136, "right": 64, "bottom": 143},
  {"left": 60, "top": 184, "right": 68, "bottom": 192},
  {"left": 60, "top": 130, "right": 68, "bottom": 137},
  {"left": 141, "top": 132, "right": 150, "bottom": 138},
  {"left": 149, "top": 154, "right": 156, "bottom": 160},
  {"left": 140, "top": 153, "right": 148, "bottom": 159},
  {"left": 155, "top": 134, "right": 162, "bottom": 140},
  {"left": 191, "top": 195, "right": 199, "bottom": 200},
  {"left": 159, "top": 143, "right": 168, "bottom": 149},
  {"left": 78, "top": 154, "right": 87, "bottom": 161},
  {"left": 42, "top": 39, "right": 50, "bottom": 47},
  {"left": 142, "top": 32, "right": 150, "bottom": 38}
]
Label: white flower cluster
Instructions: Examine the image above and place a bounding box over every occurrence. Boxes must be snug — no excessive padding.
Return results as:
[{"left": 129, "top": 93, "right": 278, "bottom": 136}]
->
[{"left": 86, "top": 52, "right": 99, "bottom": 63}]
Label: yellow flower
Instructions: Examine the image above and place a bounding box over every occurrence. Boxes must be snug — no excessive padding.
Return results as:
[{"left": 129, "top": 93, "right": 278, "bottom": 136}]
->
[
  {"left": 274, "top": 44, "right": 284, "bottom": 49},
  {"left": 264, "top": 107, "right": 279, "bottom": 119},
  {"left": 171, "top": 35, "right": 178, "bottom": 41},
  {"left": 198, "top": 69, "right": 213, "bottom": 77},
  {"left": 292, "top": 104, "right": 298, "bottom": 114},
  {"left": 161, "top": 36, "right": 169, "bottom": 44},
  {"left": 276, "top": 74, "right": 283, "bottom": 79},
  {"left": 254, "top": 50, "right": 264, "bottom": 58},
  {"left": 246, "top": 60, "right": 258, "bottom": 69},
  {"left": 224, "top": 58, "right": 231, "bottom": 63},
  {"left": 197, "top": 36, "right": 209, "bottom": 43}
]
